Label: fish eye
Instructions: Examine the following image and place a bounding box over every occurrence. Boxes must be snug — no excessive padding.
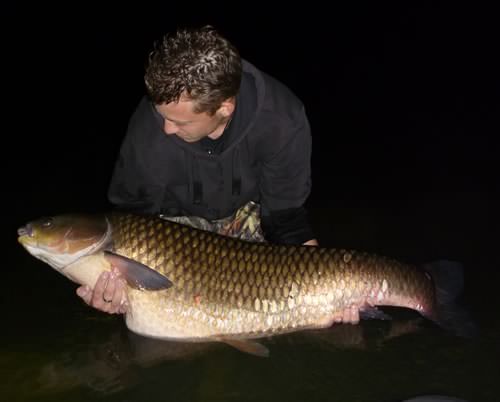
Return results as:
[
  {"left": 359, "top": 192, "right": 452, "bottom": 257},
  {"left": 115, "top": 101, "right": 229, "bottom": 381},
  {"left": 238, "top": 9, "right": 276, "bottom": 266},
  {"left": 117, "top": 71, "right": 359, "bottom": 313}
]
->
[{"left": 41, "top": 217, "right": 53, "bottom": 228}]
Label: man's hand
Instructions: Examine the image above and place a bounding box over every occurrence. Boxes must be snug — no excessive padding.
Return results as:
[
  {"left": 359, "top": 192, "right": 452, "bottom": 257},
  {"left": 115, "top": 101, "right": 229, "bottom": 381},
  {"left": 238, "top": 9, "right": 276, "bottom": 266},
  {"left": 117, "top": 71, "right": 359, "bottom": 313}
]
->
[
  {"left": 333, "top": 305, "right": 360, "bottom": 325},
  {"left": 76, "top": 268, "right": 129, "bottom": 314},
  {"left": 303, "top": 238, "right": 319, "bottom": 246}
]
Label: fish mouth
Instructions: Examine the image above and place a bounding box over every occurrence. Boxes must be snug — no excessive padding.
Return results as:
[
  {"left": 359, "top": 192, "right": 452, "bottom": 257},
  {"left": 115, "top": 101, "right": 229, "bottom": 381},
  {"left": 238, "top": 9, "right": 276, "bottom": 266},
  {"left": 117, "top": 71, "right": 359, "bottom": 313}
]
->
[
  {"left": 17, "top": 224, "right": 35, "bottom": 246},
  {"left": 17, "top": 224, "right": 33, "bottom": 238}
]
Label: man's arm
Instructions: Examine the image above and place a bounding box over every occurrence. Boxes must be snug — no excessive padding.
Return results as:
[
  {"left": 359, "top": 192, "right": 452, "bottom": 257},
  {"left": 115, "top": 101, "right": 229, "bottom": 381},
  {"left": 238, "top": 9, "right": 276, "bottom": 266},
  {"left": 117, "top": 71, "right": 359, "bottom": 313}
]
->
[
  {"left": 259, "top": 105, "right": 317, "bottom": 246},
  {"left": 261, "top": 206, "right": 317, "bottom": 245}
]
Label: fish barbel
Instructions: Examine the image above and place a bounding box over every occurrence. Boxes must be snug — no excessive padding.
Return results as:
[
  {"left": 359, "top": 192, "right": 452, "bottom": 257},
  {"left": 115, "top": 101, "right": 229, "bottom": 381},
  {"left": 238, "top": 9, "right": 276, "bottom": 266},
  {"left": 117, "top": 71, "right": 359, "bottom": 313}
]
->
[{"left": 17, "top": 212, "right": 471, "bottom": 356}]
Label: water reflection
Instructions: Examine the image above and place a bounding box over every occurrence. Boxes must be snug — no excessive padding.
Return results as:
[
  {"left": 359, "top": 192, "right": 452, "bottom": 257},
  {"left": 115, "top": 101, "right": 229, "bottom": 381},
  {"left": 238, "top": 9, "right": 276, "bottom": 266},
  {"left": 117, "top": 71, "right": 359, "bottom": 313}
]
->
[
  {"left": 35, "top": 327, "right": 219, "bottom": 395},
  {"left": 4, "top": 206, "right": 497, "bottom": 402},
  {"left": 33, "top": 317, "right": 423, "bottom": 396}
]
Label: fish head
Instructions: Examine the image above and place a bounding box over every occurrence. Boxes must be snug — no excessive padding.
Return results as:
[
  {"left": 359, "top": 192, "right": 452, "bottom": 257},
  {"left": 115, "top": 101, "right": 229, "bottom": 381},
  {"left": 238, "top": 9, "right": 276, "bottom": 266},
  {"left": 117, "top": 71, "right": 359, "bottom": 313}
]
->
[{"left": 17, "top": 214, "right": 110, "bottom": 272}]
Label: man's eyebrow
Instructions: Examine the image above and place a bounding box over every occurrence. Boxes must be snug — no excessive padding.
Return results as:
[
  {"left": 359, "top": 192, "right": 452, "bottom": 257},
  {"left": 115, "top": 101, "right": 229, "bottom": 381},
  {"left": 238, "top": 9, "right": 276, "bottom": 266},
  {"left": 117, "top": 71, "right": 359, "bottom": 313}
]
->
[
  {"left": 154, "top": 108, "right": 192, "bottom": 124},
  {"left": 166, "top": 117, "right": 192, "bottom": 124}
]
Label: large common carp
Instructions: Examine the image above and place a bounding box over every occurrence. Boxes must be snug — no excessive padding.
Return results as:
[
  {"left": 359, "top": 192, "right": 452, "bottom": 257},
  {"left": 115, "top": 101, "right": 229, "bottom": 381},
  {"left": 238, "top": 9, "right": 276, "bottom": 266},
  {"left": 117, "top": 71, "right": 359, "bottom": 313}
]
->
[{"left": 17, "top": 212, "right": 473, "bottom": 356}]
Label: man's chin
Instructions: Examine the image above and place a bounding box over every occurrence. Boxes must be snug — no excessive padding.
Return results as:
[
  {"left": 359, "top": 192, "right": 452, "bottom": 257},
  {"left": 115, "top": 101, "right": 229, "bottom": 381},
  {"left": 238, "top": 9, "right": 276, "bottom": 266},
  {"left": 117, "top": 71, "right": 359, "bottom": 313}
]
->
[{"left": 177, "top": 135, "right": 205, "bottom": 143}]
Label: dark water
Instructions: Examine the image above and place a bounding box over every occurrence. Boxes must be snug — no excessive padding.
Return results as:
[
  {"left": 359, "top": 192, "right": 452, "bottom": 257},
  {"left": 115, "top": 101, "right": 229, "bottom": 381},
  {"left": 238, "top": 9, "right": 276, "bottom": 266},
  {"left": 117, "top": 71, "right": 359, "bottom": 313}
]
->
[
  {"left": 3, "top": 198, "right": 498, "bottom": 402},
  {"left": 3, "top": 4, "right": 498, "bottom": 402}
]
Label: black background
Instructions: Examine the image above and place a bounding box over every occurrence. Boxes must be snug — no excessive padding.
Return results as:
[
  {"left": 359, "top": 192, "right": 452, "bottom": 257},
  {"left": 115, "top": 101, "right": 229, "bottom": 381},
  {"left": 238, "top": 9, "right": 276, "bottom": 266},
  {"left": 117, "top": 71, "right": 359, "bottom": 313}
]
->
[
  {"left": 4, "top": 3, "right": 498, "bottom": 264},
  {"left": 1, "top": 7, "right": 498, "bottom": 401}
]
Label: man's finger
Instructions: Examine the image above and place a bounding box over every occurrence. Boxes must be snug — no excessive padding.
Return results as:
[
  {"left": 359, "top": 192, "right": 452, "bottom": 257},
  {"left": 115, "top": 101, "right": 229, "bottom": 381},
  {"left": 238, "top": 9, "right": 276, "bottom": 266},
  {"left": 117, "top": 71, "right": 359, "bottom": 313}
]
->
[
  {"left": 76, "top": 285, "right": 92, "bottom": 305},
  {"left": 91, "top": 271, "right": 110, "bottom": 310},
  {"left": 110, "top": 278, "right": 126, "bottom": 314},
  {"left": 349, "top": 306, "right": 359, "bottom": 324},
  {"left": 102, "top": 271, "right": 117, "bottom": 304}
]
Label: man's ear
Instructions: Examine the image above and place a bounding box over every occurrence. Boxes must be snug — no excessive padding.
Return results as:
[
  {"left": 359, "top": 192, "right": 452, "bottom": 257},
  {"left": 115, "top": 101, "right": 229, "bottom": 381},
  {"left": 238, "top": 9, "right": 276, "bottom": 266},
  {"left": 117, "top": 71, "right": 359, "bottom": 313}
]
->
[{"left": 217, "top": 97, "right": 236, "bottom": 118}]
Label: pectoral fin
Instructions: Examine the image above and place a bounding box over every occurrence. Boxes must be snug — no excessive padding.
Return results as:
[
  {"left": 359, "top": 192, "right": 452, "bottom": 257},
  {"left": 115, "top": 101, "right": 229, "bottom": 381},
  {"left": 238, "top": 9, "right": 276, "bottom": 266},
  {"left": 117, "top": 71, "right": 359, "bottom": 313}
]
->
[
  {"left": 220, "top": 338, "right": 270, "bottom": 358},
  {"left": 103, "top": 250, "right": 173, "bottom": 290}
]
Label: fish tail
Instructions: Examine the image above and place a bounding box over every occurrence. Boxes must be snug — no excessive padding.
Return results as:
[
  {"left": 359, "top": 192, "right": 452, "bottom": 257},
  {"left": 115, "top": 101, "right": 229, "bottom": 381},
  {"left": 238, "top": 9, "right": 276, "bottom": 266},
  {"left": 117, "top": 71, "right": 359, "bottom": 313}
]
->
[{"left": 422, "top": 260, "right": 478, "bottom": 338}]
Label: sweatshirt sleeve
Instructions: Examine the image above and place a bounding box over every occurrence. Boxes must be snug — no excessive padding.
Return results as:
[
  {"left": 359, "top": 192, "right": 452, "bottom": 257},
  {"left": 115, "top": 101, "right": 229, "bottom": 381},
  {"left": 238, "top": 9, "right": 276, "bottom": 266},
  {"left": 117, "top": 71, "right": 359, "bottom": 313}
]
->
[
  {"left": 259, "top": 106, "right": 316, "bottom": 244},
  {"left": 261, "top": 206, "right": 315, "bottom": 245},
  {"left": 107, "top": 99, "right": 162, "bottom": 214}
]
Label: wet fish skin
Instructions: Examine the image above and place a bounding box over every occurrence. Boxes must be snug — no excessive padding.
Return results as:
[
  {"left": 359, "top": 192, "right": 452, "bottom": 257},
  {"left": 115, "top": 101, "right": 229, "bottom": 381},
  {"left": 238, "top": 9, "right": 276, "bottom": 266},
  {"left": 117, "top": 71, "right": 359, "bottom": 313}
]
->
[
  {"left": 109, "top": 213, "right": 436, "bottom": 337},
  {"left": 18, "top": 212, "right": 468, "bottom": 355}
]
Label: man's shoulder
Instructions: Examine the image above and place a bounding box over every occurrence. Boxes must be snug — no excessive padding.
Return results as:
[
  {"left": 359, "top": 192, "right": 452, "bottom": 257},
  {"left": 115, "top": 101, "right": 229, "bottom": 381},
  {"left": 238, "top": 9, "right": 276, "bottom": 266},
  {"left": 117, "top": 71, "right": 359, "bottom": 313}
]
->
[
  {"left": 242, "top": 60, "right": 304, "bottom": 112},
  {"left": 131, "top": 96, "right": 154, "bottom": 119},
  {"left": 127, "top": 96, "right": 160, "bottom": 134}
]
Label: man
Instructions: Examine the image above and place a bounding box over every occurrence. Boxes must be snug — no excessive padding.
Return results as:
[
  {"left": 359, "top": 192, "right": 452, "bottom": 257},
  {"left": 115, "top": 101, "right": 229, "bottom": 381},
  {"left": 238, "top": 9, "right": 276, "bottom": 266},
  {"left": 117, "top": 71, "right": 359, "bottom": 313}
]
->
[{"left": 77, "top": 25, "right": 319, "bottom": 316}]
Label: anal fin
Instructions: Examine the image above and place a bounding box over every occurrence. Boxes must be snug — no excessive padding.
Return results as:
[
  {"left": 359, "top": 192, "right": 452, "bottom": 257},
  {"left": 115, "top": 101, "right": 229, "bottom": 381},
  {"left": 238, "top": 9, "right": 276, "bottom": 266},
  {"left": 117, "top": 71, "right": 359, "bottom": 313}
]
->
[{"left": 220, "top": 338, "right": 270, "bottom": 358}]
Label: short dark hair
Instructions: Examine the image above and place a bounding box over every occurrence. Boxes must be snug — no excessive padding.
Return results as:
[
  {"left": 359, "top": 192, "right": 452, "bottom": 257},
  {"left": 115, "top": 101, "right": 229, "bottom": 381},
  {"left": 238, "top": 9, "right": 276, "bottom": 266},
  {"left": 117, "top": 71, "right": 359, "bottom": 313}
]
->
[{"left": 144, "top": 25, "right": 242, "bottom": 115}]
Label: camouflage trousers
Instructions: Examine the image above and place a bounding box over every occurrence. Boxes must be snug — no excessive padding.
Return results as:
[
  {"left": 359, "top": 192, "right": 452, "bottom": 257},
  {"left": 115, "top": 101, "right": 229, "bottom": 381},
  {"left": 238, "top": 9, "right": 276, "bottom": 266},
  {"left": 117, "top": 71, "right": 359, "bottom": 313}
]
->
[{"left": 159, "top": 201, "right": 266, "bottom": 243}]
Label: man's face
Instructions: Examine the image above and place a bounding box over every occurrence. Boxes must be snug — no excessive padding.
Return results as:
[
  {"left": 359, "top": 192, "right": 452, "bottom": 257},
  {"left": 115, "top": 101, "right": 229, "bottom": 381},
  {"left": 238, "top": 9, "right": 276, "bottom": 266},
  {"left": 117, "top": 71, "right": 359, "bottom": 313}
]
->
[{"left": 154, "top": 98, "right": 225, "bottom": 143}]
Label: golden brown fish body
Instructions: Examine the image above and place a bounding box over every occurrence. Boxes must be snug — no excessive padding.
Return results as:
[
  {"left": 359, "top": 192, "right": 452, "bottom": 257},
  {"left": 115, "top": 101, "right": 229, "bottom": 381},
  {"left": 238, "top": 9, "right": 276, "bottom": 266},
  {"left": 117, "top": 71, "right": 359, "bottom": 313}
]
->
[
  {"left": 17, "top": 212, "right": 438, "bottom": 347},
  {"left": 110, "top": 213, "right": 435, "bottom": 340}
]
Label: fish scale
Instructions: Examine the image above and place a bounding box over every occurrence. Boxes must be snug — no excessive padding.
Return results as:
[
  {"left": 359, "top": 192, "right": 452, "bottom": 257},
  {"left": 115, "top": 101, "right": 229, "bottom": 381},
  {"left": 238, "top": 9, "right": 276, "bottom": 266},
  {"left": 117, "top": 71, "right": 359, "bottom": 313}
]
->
[
  {"left": 18, "top": 211, "right": 476, "bottom": 356},
  {"left": 108, "top": 213, "right": 436, "bottom": 338}
]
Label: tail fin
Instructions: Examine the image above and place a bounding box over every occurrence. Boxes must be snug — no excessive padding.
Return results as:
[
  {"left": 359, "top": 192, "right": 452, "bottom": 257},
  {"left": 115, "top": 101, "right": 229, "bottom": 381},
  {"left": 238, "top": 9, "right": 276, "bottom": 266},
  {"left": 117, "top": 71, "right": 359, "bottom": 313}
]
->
[{"left": 422, "top": 260, "right": 478, "bottom": 338}]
